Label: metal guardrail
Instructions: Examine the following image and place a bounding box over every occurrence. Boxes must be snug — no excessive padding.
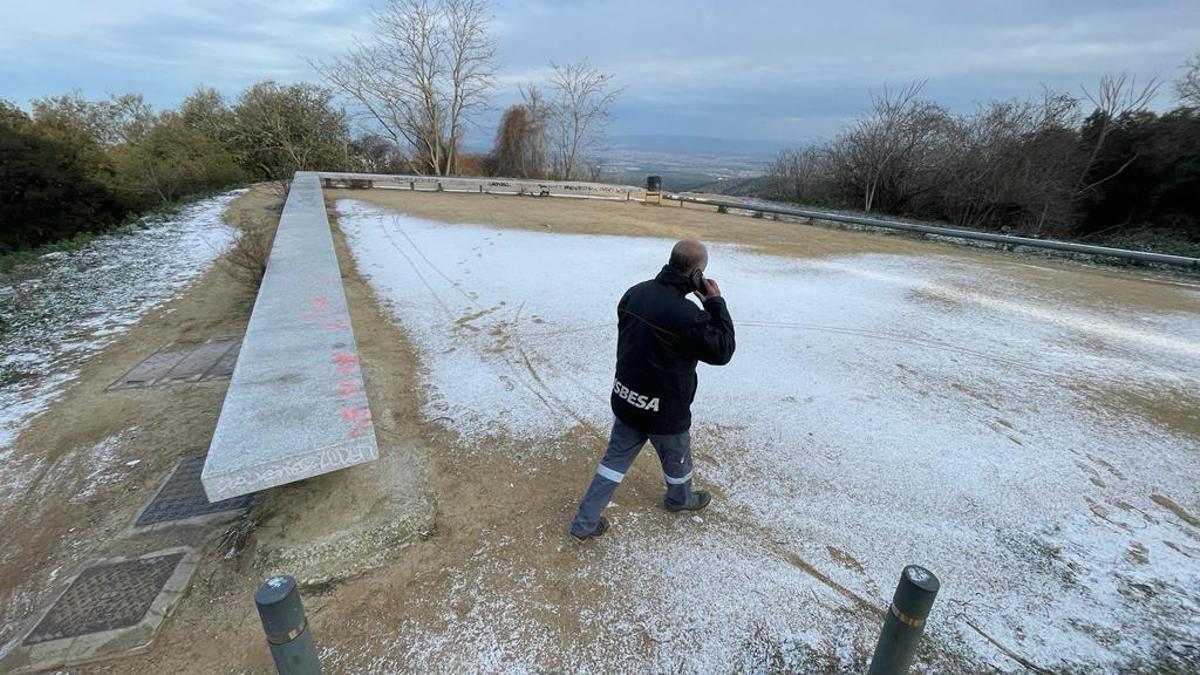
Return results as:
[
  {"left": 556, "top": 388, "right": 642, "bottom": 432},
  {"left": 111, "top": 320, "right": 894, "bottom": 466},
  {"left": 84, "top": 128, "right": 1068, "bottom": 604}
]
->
[
  {"left": 664, "top": 193, "right": 1200, "bottom": 270},
  {"left": 318, "top": 171, "right": 642, "bottom": 198},
  {"left": 313, "top": 171, "right": 1198, "bottom": 269}
]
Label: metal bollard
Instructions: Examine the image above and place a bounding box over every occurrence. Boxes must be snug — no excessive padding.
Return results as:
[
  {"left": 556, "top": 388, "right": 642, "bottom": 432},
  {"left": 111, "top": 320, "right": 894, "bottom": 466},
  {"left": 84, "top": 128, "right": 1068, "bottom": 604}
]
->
[
  {"left": 255, "top": 575, "right": 321, "bottom": 675},
  {"left": 868, "top": 565, "right": 940, "bottom": 675}
]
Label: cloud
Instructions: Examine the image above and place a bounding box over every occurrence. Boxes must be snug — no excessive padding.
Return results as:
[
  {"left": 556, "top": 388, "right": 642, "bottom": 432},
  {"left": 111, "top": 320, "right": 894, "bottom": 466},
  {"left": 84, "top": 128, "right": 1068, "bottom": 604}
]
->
[{"left": 1, "top": 0, "right": 1197, "bottom": 142}]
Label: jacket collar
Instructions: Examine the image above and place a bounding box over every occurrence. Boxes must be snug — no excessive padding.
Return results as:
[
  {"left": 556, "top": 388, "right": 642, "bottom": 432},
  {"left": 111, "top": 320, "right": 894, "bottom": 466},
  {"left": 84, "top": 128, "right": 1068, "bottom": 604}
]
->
[{"left": 655, "top": 265, "right": 693, "bottom": 293}]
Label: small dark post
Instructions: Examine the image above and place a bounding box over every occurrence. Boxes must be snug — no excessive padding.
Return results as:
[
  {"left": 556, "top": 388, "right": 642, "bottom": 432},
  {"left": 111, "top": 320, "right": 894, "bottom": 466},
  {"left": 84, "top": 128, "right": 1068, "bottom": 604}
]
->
[
  {"left": 255, "top": 575, "right": 321, "bottom": 675},
  {"left": 868, "top": 565, "right": 940, "bottom": 675}
]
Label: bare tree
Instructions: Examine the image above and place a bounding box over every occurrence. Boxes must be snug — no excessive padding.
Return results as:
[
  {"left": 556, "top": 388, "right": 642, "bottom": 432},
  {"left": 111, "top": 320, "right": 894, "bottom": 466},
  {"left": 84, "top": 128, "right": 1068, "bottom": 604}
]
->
[
  {"left": 313, "top": 0, "right": 496, "bottom": 176},
  {"left": 767, "top": 145, "right": 834, "bottom": 204},
  {"left": 829, "top": 81, "right": 950, "bottom": 213},
  {"left": 1176, "top": 53, "right": 1200, "bottom": 108},
  {"left": 443, "top": 0, "right": 496, "bottom": 174},
  {"left": 489, "top": 105, "right": 532, "bottom": 177},
  {"left": 1075, "top": 73, "right": 1161, "bottom": 197},
  {"left": 935, "top": 89, "right": 1080, "bottom": 233},
  {"left": 520, "top": 84, "right": 550, "bottom": 177},
  {"left": 546, "top": 61, "right": 622, "bottom": 180}
]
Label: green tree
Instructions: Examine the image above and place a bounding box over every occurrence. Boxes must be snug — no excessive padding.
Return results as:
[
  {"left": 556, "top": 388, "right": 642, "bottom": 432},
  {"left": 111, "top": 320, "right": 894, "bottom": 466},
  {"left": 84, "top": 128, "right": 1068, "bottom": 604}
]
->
[
  {"left": 31, "top": 91, "right": 155, "bottom": 145},
  {"left": 180, "top": 87, "right": 237, "bottom": 145},
  {"left": 110, "top": 113, "right": 245, "bottom": 205},
  {"left": 231, "top": 81, "right": 349, "bottom": 181},
  {"left": 0, "top": 122, "right": 125, "bottom": 252}
]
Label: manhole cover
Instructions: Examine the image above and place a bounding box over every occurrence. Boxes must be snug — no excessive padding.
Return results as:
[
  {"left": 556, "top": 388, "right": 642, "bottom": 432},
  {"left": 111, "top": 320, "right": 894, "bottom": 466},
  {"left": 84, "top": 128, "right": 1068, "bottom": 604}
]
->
[
  {"left": 107, "top": 335, "right": 241, "bottom": 391},
  {"left": 134, "top": 456, "right": 256, "bottom": 528},
  {"left": 23, "top": 552, "right": 185, "bottom": 645}
]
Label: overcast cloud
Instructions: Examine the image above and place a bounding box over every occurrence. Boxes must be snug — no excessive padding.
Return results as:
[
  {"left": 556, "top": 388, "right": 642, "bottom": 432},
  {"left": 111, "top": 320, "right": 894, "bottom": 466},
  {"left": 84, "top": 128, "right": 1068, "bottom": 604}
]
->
[{"left": 2, "top": 0, "right": 1197, "bottom": 147}]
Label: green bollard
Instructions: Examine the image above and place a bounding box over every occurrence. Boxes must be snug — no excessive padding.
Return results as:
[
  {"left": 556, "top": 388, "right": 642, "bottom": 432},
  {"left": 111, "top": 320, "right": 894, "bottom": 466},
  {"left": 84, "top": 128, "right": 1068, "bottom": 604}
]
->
[
  {"left": 255, "top": 575, "right": 321, "bottom": 675},
  {"left": 868, "top": 565, "right": 940, "bottom": 675}
]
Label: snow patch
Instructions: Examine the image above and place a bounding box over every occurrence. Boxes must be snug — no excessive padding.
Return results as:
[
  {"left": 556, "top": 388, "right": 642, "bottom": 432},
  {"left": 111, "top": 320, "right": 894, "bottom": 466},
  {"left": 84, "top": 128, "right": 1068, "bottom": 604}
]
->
[
  {"left": 338, "top": 199, "right": 1200, "bottom": 672},
  {"left": 0, "top": 190, "right": 241, "bottom": 455}
]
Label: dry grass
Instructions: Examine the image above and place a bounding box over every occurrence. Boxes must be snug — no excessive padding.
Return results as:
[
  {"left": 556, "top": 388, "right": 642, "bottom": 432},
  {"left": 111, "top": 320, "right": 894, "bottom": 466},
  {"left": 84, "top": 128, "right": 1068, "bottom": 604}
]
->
[{"left": 219, "top": 212, "right": 276, "bottom": 287}]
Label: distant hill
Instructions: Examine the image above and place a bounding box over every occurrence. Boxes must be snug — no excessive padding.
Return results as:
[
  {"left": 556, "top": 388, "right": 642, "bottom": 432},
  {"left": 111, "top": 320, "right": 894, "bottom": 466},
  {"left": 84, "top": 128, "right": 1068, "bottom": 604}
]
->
[
  {"left": 595, "top": 135, "right": 781, "bottom": 192},
  {"left": 685, "top": 175, "right": 774, "bottom": 198},
  {"left": 609, "top": 134, "right": 786, "bottom": 159}
]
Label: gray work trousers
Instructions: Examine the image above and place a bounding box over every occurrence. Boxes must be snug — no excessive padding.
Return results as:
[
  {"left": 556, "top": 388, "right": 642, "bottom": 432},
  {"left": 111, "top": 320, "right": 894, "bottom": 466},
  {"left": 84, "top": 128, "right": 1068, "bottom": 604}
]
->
[{"left": 570, "top": 417, "right": 694, "bottom": 537}]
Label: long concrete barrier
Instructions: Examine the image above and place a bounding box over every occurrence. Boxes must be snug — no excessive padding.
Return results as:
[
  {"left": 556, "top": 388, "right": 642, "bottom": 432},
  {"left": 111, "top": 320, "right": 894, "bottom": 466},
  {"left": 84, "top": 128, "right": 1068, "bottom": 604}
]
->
[
  {"left": 318, "top": 171, "right": 642, "bottom": 199},
  {"left": 201, "top": 172, "right": 378, "bottom": 502}
]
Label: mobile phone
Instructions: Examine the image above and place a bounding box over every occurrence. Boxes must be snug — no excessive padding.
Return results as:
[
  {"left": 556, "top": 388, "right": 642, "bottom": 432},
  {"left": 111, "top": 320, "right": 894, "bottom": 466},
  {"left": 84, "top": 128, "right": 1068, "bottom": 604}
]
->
[{"left": 689, "top": 269, "right": 707, "bottom": 294}]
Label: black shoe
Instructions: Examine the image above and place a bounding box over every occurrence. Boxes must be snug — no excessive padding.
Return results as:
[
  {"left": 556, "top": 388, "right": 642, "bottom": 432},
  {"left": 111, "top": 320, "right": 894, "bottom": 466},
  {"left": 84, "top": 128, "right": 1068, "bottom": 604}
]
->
[
  {"left": 665, "top": 490, "right": 712, "bottom": 513},
  {"left": 571, "top": 516, "right": 609, "bottom": 543}
]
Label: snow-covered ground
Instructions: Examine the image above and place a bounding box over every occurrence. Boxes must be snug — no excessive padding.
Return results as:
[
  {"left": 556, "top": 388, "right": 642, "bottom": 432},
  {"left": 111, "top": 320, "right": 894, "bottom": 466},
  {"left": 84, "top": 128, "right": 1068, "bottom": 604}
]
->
[
  {"left": 337, "top": 198, "right": 1200, "bottom": 672},
  {"left": 0, "top": 191, "right": 241, "bottom": 462}
]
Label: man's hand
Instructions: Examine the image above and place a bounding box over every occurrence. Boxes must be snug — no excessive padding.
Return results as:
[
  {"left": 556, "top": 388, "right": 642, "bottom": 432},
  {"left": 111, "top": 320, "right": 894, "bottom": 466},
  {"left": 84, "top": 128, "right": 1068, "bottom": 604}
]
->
[{"left": 694, "top": 278, "right": 722, "bottom": 302}]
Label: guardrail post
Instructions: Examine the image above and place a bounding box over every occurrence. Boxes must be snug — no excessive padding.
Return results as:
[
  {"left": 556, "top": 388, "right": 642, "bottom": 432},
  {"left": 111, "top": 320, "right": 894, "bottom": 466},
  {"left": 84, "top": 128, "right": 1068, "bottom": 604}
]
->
[
  {"left": 255, "top": 575, "right": 321, "bottom": 675},
  {"left": 868, "top": 565, "right": 940, "bottom": 675}
]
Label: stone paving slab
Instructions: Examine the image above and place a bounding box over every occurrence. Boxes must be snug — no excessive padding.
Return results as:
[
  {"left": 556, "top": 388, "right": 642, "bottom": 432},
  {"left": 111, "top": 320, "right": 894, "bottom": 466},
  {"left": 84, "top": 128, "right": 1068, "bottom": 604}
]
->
[
  {"left": 201, "top": 172, "right": 378, "bottom": 502},
  {"left": 106, "top": 336, "right": 240, "bottom": 390},
  {"left": 133, "top": 456, "right": 257, "bottom": 530},
  {"left": 0, "top": 547, "right": 199, "bottom": 674}
]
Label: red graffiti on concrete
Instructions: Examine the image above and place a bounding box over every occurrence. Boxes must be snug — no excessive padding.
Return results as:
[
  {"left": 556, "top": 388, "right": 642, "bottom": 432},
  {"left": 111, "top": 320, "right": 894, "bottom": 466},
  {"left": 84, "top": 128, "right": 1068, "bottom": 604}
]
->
[
  {"left": 340, "top": 405, "right": 373, "bottom": 437},
  {"left": 302, "top": 294, "right": 332, "bottom": 320},
  {"left": 333, "top": 351, "right": 359, "bottom": 376}
]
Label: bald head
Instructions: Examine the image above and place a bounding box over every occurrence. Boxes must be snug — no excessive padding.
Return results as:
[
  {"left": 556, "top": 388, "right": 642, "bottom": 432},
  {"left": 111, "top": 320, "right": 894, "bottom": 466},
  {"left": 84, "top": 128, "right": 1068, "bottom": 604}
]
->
[{"left": 668, "top": 239, "right": 708, "bottom": 274}]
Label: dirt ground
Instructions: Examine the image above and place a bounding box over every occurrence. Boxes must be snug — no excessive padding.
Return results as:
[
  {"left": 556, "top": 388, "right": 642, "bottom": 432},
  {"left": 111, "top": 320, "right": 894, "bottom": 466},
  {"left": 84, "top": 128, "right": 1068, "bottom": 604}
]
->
[
  {"left": 2, "top": 185, "right": 1197, "bottom": 673},
  {"left": 0, "top": 187, "right": 276, "bottom": 664}
]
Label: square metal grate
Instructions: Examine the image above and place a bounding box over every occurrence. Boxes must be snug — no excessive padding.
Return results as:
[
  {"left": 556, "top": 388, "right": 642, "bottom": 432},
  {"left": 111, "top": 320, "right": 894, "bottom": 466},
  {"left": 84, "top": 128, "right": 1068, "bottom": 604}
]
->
[
  {"left": 23, "top": 552, "right": 185, "bottom": 645},
  {"left": 107, "top": 336, "right": 241, "bottom": 391},
  {"left": 134, "top": 456, "right": 256, "bottom": 527}
]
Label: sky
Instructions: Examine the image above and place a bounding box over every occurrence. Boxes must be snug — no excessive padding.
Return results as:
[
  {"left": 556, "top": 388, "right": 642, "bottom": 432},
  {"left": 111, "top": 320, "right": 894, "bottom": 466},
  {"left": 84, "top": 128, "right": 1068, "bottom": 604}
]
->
[{"left": 1, "top": 0, "right": 1197, "bottom": 151}]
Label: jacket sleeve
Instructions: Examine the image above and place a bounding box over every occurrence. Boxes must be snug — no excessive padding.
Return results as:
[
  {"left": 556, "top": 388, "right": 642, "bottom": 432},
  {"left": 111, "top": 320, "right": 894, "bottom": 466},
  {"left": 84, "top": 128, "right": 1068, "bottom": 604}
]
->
[{"left": 684, "top": 297, "right": 736, "bottom": 365}]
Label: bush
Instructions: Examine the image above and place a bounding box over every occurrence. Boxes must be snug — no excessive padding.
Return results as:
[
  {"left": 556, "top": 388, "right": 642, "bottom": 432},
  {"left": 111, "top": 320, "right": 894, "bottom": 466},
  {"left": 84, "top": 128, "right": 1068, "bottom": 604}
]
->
[
  {"left": 219, "top": 215, "right": 277, "bottom": 287},
  {"left": 109, "top": 114, "right": 245, "bottom": 208},
  {"left": 0, "top": 123, "right": 126, "bottom": 253}
]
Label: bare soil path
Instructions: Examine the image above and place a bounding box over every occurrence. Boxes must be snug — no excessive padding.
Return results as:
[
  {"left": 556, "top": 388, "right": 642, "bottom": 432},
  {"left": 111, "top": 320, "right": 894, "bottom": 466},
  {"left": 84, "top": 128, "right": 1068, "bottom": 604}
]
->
[{"left": 3, "top": 186, "right": 1196, "bottom": 673}]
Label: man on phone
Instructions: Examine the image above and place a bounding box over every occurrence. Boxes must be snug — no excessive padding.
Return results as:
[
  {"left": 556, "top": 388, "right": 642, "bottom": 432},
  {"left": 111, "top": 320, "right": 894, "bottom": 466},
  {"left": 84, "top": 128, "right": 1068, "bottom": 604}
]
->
[{"left": 570, "top": 238, "right": 736, "bottom": 542}]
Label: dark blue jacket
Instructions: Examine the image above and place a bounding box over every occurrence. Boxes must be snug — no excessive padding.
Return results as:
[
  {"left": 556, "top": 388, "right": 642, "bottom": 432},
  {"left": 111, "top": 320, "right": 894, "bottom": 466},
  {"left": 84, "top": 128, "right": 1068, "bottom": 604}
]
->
[{"left": 610, "top": 265, "right": 736, "bottom": 434}]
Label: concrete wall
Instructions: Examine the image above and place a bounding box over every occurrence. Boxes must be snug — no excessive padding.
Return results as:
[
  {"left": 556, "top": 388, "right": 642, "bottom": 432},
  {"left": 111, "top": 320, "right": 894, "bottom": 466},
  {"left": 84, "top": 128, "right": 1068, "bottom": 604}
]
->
[{"left": 201, "top": 172, "right": 378, "bottom": 501}]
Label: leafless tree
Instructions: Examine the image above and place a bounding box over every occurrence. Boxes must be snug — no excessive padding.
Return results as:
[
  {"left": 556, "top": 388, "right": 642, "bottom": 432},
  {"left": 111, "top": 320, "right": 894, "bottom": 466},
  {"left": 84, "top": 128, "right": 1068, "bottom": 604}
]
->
[
  {"left": 1075, "top": 73, "right": 1161, "bottom": 197},
  {"left": 934, "top": 89, "right": 1081, "bottom": 233},
  {"left": 767, "top": 145, "right": 834, "bottom": 204},
  {"left": 520, "top": 84, "right": 550, "bottom": 177},
  {"left": 313, "top": 0, "right": 496, "bottom": 176},
  {"left": 489, "top": 105, "right": 533, "bottom": 177},
  {"left": 782, "top": 84, "right": 1085, "bottom": 234},
  {"left": 828, "top": 81, "right": 951, "bottom": 213},
  {"left": 546, "top": 61, "right": 622, "bottom": 180},
  {"left": 1175, "top": 53, "right": 1200, "bottom": 108}
]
